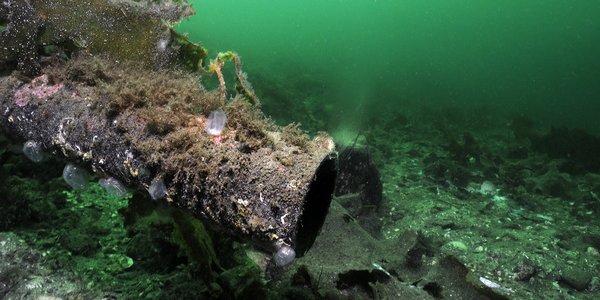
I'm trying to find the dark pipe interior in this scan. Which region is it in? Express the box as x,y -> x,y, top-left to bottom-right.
294,154 -> 337,256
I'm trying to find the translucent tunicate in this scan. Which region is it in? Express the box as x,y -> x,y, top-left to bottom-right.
138,167 -> 151,179
205,109 -> 227,136
148,177 -> 167,200
273,246 -> 296,267
99,177 -> 128,198
156,37 -> 169,52
63,163 -> 89,190
22,140 -> 45,162
479,180 -> 496,195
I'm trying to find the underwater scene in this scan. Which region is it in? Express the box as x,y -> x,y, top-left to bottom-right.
1,0 -> 600,299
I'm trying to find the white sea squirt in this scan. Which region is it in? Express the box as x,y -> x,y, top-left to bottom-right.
156,37 -> 169,52
22,140 -> 45,162
62,163 -> 89,190
148,177 -> 167,200
273,246 -> 296,267
99,177 -> 128,198
205,109 -> 227,136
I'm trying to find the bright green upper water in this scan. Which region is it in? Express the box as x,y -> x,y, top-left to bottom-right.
177,0 -> 600,133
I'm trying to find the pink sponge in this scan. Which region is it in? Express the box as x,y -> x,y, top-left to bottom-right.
14,74 -> 64,107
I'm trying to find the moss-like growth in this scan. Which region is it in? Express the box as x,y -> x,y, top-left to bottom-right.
282,123 -> 311,151
143,106 -> 187,135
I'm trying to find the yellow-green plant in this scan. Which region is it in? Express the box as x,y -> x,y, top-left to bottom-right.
209,51 -> 260,107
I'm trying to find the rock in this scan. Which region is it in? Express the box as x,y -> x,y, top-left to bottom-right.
561,266 -> 592,291
444,241 -> 468,252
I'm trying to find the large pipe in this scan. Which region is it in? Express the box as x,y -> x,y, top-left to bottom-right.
0,56 -> 337,255
0,0 -> 337,256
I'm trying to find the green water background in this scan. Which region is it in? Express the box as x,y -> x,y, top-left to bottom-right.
177,0 -> 600,133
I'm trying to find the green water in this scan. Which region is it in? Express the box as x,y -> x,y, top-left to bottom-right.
177,0 -> 600,133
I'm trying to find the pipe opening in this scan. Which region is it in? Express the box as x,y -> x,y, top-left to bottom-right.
0,20 -> 6,32
0,2 -> 9,31
294,154 -> 337,256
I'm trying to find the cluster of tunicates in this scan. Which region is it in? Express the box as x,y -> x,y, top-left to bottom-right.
62,163 -> 89,190
58,149 -> 165,201
62,160 -> 167,201
30,127 -> 169,202
22,140 -> 44,162
62,163 -> 129,198
99,177 -> 128,198
205,109 -> 227,136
